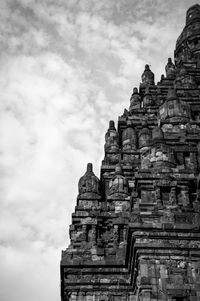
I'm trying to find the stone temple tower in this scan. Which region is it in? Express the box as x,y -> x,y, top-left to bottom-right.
61,5 -> 200,301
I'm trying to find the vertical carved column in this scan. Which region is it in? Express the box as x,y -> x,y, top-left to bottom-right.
82,224 -> 87,241
91,225 -> 96,244
190,152 -> 197,170
140,290 -> 151,301
177,152 -> 184,165
159,265 -> 168,299
113,225 -> 119,246
182,186 -> 189,207
123,227 -> 127,242
198,142 -> 200,168
178,186 -> 189,207
155,186 -> 162,207
169,187 -> 176,206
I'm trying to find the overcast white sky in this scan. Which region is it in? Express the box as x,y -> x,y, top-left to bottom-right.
0,0 -> 198,300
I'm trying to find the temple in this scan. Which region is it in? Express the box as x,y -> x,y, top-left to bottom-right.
61,5 -> 200,301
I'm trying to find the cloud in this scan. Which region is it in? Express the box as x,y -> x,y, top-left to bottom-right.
0,0 -> 198,300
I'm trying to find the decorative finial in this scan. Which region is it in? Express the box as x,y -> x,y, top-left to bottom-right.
87,163 -> 93,173
78,163 -> 100,197
109,120 -> 115,130
133,87 -> 138,94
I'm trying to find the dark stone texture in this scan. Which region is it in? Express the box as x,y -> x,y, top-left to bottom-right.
61,5 -> 200,301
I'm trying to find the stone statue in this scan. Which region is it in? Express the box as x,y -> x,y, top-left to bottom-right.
156,87 -> 164,106
165,57 -> 176,78
141,64 -> 155,85
138,121 -> 151,148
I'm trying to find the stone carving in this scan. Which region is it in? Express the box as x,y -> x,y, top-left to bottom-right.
165,57 -> 176,78
141,64 -> 155,86
169,187 -> 177,206
156,87 -> 164,106
78,163 -> 100,198
177,186 -> 190,207
143,86 -> 154,107
175,66 -> 197,88
61,6 -> 200,301
108,164 -> 129,198
122,120 -> 137,151
176,4 -> 200,66
123,153 -> 139,165
141,142 -> 175,170
105,120 -> 119,153
130,213 -> 143,224
159,87 -> 191,122
129,87 -> 141,111
104,153 -> 120,164
138,121 -> 151,148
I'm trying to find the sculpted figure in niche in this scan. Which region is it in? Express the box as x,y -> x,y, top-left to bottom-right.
78,163 -> 100,197
165,57 -> 176,78
141,64 -> 155,86
108,164 -> 129,197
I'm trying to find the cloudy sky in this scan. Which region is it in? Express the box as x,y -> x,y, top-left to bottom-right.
0,0 -> 198,300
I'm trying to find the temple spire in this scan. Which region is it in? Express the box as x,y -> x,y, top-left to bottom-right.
61,6 -> 200,300
141,64 -> 155,86
186,4 -> 200,26
175,4 -> 200,66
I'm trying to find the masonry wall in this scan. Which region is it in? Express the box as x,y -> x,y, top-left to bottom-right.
61,5 -> 200,301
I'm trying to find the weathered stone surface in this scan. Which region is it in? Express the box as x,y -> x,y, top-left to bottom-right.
61,5 -> 200,301
78,163 -> 100,199
129,87 -> 141,111
165,58 -> 176,79
141,64 -> 155,86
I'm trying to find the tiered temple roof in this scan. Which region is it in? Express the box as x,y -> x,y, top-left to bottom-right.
61,5 -> 200,301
